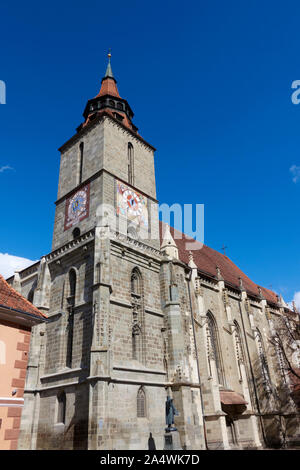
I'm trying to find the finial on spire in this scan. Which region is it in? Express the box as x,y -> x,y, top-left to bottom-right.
104,49 -> 114,79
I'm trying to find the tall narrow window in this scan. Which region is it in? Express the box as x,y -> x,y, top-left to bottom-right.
128,143 -> 134,185
66,269 -> 76,368
131,268 -> 145,363
131,268 -> 141,294
137,387 -> 146,417
57,391 -> 66,424
79,142 -> 84,184
206,312 -> 225,385
69,269 -> 76,303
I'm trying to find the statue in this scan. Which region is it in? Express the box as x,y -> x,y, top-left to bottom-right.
165,396 -> 179,432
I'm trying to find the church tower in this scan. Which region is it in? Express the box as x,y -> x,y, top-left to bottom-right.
52,52 -> 159,252
18,54 -> 201,450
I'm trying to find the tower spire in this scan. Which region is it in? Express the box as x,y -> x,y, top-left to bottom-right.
104,50 -> 114,79
79,52 -> 138,134
97,50 -> 120,98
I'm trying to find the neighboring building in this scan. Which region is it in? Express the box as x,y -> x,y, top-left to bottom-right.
0,274 -> 46,450
8,55 -> 300,450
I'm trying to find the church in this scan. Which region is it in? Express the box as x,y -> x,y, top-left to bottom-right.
9,54 -> 300,450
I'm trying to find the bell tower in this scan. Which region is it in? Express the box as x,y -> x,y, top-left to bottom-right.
52,53 -> 159,251
18,54 -> 206,451
21,54 -> 167,450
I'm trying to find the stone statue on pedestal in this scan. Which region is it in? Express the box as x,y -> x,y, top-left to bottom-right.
165,396 -> 179,432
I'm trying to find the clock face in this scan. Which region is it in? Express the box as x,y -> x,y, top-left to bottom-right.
69,191 -> 87,219
64,184 -> 90,230
116,181 -> 148,228
122,189 -> 142,216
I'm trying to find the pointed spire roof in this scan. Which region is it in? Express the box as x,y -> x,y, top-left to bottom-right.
161,224 -> 179,259
79,51 -> 141,135
104,52 -> 114,79
96,51 -> 120,98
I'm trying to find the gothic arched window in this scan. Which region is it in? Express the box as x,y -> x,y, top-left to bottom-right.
66,269 -> 76,368
68,269 -> 76,306
131,268 -> 141,295
206,312 -> 225,385
131,268 -> 145,363
57,391 -> 66,424
79,142 -> 84,184
137,387 -> 146,417
128,143 -> 134,186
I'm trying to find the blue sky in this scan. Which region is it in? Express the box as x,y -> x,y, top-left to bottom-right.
0,1 -> 299,304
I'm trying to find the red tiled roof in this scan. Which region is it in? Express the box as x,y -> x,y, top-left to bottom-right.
96,77 -> 120,99
159,221 -> 279,305
0,274 -> 46,319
